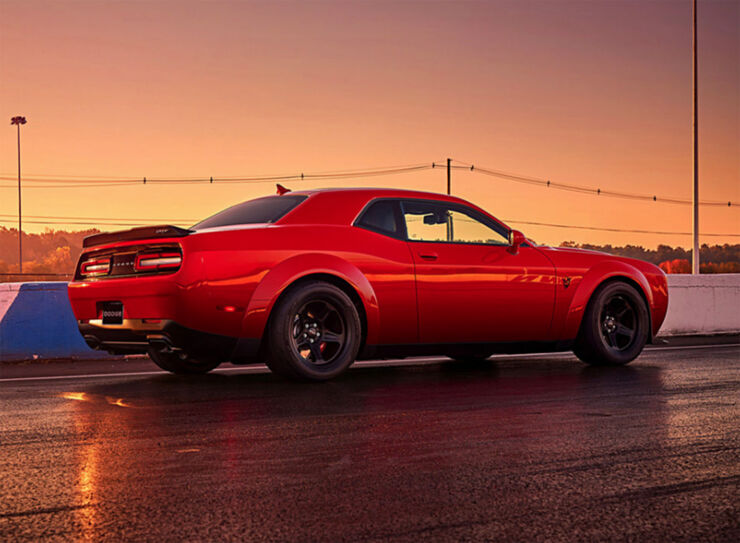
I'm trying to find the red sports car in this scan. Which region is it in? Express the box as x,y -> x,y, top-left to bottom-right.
68,187 -> 668,380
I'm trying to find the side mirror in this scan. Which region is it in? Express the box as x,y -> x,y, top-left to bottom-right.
423,212 -> 448,225
509,230 -> 526,254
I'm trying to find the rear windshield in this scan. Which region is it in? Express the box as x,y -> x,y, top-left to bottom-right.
192,195 -> 307,230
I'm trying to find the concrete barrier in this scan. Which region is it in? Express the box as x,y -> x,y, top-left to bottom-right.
0,282 -> 114,362
659,274 -> 740,337
1,275 -> 738,361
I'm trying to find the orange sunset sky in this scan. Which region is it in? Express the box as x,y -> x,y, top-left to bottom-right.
1,0 -> 738,248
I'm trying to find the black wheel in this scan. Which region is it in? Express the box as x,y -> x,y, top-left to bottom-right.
574,281 -> 650,366
148,349 -> 222,375
265,281 -> 362,381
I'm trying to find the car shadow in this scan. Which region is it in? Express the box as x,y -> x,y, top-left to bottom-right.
81,356 -> 665,424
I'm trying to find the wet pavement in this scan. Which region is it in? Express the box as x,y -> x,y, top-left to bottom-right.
1,344 -> 738,541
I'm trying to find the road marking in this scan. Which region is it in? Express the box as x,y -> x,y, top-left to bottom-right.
0,366 -> 265,383
646,343 -> 740,352
0,343 -> 737,383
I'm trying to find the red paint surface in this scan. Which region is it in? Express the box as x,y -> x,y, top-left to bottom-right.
68,189 -> 669,347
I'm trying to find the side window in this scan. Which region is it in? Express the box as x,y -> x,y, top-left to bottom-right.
356,200 -> 403,238
402,200 -> 509,245
403,201 -> 448,242
448,209 -> 509,245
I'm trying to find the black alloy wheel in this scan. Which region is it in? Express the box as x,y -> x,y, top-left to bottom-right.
266,281 -> 361,381
599,294 -> 638,352
290,299 -> 347,366
574,281 -> 650,366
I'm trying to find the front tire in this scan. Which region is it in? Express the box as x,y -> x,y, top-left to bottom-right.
148,349 -> 222,375
574,281 -> 650,366
265,281 -> 362,381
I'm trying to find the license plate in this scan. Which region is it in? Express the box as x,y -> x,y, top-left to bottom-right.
101,301 -> 124,324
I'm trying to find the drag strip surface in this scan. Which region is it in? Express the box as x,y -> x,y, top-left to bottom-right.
1,344 -> 738,541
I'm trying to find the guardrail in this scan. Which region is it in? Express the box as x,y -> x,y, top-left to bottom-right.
1,276 -> 739,362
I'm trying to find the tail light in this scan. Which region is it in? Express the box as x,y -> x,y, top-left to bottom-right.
80,257 -> 111,277
135,252 -> 182,271
77,245 -> 182,280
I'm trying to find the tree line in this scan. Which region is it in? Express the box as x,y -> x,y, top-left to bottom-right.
558,241 -> 740,273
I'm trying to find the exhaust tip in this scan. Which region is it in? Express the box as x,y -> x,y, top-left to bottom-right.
83,335 -> 102,350
148,335 -> 177,353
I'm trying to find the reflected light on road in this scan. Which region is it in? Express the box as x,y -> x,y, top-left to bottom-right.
61,392 -> 88,402
105,397 -> 132,408
60,392 -> 132,408
71,408 -> 100,541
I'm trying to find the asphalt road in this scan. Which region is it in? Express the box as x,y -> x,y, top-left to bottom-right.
1,343 -> 738,542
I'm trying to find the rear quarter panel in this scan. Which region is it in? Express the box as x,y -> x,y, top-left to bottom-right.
186,224 -> 417,344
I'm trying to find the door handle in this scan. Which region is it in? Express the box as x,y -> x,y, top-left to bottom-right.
418,252 -> 438,261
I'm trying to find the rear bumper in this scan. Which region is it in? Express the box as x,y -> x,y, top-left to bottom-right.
68,273 -> 248,339
68,277 -> 182,322
78,319 -> 238,359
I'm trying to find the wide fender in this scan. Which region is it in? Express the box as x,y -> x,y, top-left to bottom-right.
561,261 -> 653,341
240,253 -> 380,344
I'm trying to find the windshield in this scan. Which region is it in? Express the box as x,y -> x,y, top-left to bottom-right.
192,195 -> 307,230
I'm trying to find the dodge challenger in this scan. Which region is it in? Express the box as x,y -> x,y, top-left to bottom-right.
68,187 -> 669,380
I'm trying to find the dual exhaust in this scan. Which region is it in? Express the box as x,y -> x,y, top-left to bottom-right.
83,333 -> 184,356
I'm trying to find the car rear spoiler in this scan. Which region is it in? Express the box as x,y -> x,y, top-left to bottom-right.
83,225 -> 193,248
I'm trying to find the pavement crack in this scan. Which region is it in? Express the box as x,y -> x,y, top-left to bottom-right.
0,503 -> 93,519
601,474 -> 740,502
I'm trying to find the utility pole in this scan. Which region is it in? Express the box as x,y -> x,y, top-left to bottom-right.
10,116 -> 26,274
692,0 -> 700,274
446,158 -> 453,241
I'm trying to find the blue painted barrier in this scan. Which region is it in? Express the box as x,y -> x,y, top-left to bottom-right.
0,282 -> 114,361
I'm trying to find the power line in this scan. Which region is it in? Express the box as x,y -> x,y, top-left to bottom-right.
1,216 -> 737,238
0,163 -> 439,187
0,159 -> 736,208
449,161 -> 737,208
0,219 -> 169,227
502,219 -> 740,238
0,159 -> 737,239
0,213 -> 195,222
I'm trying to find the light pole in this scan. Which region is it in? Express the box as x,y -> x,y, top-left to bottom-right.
692,0 -> 699,274
10,116 -> 26,274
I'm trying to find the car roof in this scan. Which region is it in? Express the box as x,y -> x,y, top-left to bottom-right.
287,187 -> 471,204
277,187 -> 508,230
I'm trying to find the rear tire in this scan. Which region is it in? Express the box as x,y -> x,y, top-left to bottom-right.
148,349 -> 222,374
574,281 -> 650,366
265,281 -> 362,381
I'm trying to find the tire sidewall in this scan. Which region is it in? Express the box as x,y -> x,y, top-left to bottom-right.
269,282 -> 361,380
582,282 -> 650,365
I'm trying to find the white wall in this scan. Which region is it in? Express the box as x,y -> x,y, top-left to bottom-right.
659,274 -> 740,336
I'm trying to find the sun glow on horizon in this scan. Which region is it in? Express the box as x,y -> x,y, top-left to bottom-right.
1,0 -> 737,250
